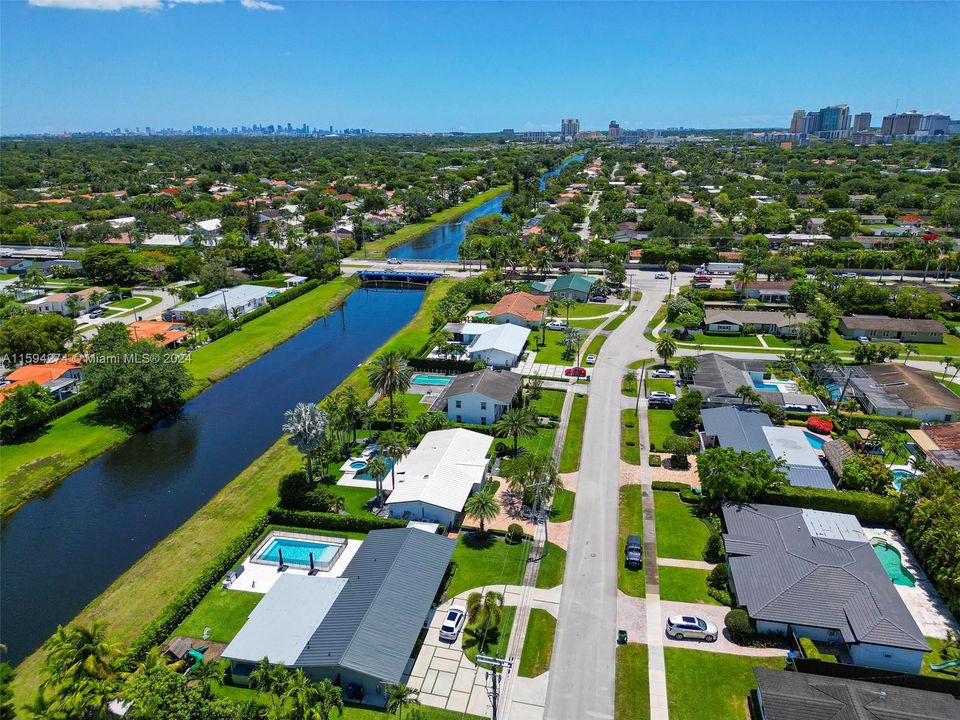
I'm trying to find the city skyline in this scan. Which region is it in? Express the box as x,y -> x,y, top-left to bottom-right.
2,1 -> 959,134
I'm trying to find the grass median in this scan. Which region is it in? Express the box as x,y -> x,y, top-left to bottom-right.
615,643 -> 650,720
519,609 -> 557,677
559,394 -> 588,473
618,486 -> 646,597
620,409 -> 640,464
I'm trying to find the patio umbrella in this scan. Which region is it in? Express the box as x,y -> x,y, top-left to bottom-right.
309,552 -> 315,572
278,548 -> 285,568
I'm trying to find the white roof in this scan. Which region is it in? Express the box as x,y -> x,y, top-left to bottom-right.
175,284 -> 271,313
195,218 -> 222,232
386,429 -> 492,512
107,216 -> 136,228
760,426 -> 822,467
143,234 -> 190,247
467,324 -> 530,357
222,575 -> 347,665
801,508 -> 866,543
460,322 -> 498,337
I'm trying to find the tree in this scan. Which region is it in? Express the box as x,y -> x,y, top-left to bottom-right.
0,659 -> 15,720
664,434 -> 698,469
281,403 -> 328,483
558,298 -> 576,324
656,334 -> 677,367
677,356 -> 698,380
366,454 -> 388,507
494,407 -> 538,455
81,244 -> 141,285
366,350 -> 413,431
841,455 -> 893,494
823,210 -> 860,239
242,243 -> 281,277
380,431 -> 407,500
0,382 -> 55,440
65,294 -> 84,318
464,490 -> 501,534
665,260 -> 680,295
889,285 -> 942,319
84,338 -> 191,426
306,678 -> 345,720
672,391 -> 703,431
466,590 -> 504,638
500,451 -> 561,507
902,344 -> 920,366
40,622 -> 120,718
697,447 -> 787,510
852,342 -> 900,365
0,313 -> 75,359
605,260 -> 626,287
385,683 -> 421,720
89,321 -> 131,354
734,384 -> 761,406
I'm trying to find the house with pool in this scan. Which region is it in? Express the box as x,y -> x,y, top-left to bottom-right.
222,528 -> 455,704
842,363 -> 960,422
488,291 -> 546,329
442,321 -> 530,369
429,368 -> 522,426
688,353 -> 825,413
700,406 -> 835,489
723,503 -> 929,673
385,428 -> 493,527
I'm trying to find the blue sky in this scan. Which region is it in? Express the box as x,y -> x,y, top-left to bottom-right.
2,1 -> 958,134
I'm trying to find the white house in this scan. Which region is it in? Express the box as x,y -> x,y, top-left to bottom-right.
170,284 -> 272,320
430,369 -> 522,426
385,429 -> 493,528
465,324 -> 530,369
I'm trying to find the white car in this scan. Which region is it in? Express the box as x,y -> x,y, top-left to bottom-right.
840,271 -> 857,278
439,606 -> 466,642
648,391 -> 677,401
655,272 -> 669,279
387,257 -> 403,265
585,354 -> 597,365
546,320 -> 568,330
665,615 -> 718,642
650,369 -> 676,379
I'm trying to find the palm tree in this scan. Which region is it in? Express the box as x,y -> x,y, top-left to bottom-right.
119,646 -> 184,681
366,454 -> 388,506
281,402 -> 328,483
734,384 -> 761,407
282,669 -> 318,719
249,657 -> 290,715
677,355 -> 698,380
464,490 -> 501,534
895,242 -> 918,283
65,294 -> 84,318
535,254 -> 552,280
493,407 -> 538,455
666,260 -> 679,296
868,421 -> 899,461
380,431 -> 407,499
366,350 -> 413,431
902,344 -> 919,366
41,623 -> 120,688
385,683 -> 421,720
559,297 -> 576,324
305,679 -> 344,720
656,334 -> 678,367
919,237 -> 941,283
466,590 -> 504,639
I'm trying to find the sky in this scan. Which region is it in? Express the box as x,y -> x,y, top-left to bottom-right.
2,0 -> 959,135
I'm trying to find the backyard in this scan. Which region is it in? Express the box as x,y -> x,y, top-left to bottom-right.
618,486 -> 646,597
173,587 -> 262,644
518,609 -> 557,677
653,491 -> 711,561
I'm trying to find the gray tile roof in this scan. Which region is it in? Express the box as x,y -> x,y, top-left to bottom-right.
753,667 -> 960,720
295,528 -> 455,681
723,504 -> 929,652
688,353 -> 770,404
431,369 -> 522,411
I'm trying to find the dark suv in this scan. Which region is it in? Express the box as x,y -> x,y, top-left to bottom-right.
625,535 -> 644,568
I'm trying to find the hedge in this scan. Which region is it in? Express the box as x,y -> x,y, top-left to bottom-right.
266,278 -> 320,309
649,454 -> 662,467
126,512 -> 271,662
783,411 -> 921,430
238,303 -> 271,325
758,485 -> 895,525
408,357 -> 479,373
208,319 -> 238,340
266,507 -> 408,532
652,481 -> 701,505
799,637 -> 837,663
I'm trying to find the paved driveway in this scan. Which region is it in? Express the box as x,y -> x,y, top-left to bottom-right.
658,600 -> 788,658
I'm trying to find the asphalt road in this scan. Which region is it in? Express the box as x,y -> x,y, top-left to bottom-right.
543,273 -> 667,720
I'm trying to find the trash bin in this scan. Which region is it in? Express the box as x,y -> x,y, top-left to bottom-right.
617,630 -> 628,645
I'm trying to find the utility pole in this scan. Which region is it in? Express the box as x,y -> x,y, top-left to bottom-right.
528,477 -> 551,561
636,359 -> 647,415
476,655 -> 514,720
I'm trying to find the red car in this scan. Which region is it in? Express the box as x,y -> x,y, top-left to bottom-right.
693,274 -> 711,282
565,367 -> 587,377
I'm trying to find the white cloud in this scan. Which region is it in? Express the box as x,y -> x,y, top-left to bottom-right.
240,0 -> 283,10
27,0 -> 247,9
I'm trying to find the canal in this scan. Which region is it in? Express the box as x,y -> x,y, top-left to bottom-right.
0,287 -> 425,665
387,152 -> 586,262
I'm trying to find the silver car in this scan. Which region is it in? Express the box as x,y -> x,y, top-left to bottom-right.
665,615 -> 718,642
439,606 -> 466,642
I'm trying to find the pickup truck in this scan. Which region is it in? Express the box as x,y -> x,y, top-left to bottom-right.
625,535 -> 644,568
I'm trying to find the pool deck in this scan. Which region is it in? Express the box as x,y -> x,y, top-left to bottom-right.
863,526 -> 960,640
226,538 -> 363,595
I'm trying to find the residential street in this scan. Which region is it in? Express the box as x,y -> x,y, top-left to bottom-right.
543,274 -> 667,720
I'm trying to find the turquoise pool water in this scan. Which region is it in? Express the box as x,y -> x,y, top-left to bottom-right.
871,541 -> 916,587
804,432 -> 827,450
474,311 -> 490,319
258,537 -> 341,567
412,374 -> 453,386
355,455 -> 394,481
892,469 -> 916,491
752,379 -> 780,391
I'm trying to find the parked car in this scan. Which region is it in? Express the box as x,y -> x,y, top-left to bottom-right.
387,257 -> 403,265
565,366 -> 587,377
585,354 -> 597,365
590,295 -> 608,303
857,336 -> 870,344
693,274 -> 711,282
88,308 -> 104,319
655,272 -> 669,279
439,606 -> 466,641
547,320 -> 568,330
665,615 -> 717,642
624,535 -> 644,568
693,282 -> 711,289
161,310 -> 176,322
650,369 -> 676,379
648,391 -> 677,400
840,272 -> 858,278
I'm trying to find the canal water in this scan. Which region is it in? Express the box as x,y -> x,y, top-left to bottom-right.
0,287 -> 425,665
387,152 -> 586,262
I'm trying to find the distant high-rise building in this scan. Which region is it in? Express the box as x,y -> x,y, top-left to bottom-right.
501,128 -> 514,134
561,118 -> 580,140
853,112 -> 872,132
802,111 -> 821,135
920,113 -> 951,135
818,104 -> 850,136
789,109 -> 805,133
608,120 -> 622,138
883,111 -> 922,136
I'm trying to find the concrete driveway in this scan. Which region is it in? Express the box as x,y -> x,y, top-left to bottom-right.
658,600 -> 788,658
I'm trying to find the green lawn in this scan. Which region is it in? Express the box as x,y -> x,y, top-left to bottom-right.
615,644 -> 650,720
531,388 -> 566,418
569,316 -> 609,330
518,425 -> 558,456
605,306 -> 635,332
172,588 -> 262,644
664,648 -> 784,720
355,185 -> 511,257
621,409 -> 640,464
654,491 -> 710,561
0,273 -> 17,280
463,606 -> 516,666
109,295 -> 150,309
395,392 -> 429,421
531,331 -> 575,366
921,635 -> 960,678
559,394 -> 588,472
535,543 -> 566,589
618,486 -> 646,597
658,567 -> 720,606
647,409 -> 683,453
447,533 -> 529,598
679,332 -> 765,347
645,378 -> 675,395
518,609 -> 556,677
554,301 -> 621,320
331,485 -> 376,515
550,487 -> 576,523
584,333 -> 607,358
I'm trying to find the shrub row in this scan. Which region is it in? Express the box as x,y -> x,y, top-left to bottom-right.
758,485 -> 896,525
238,303 -> 271,325
208,280 -> 324,340
783,411 -> 921,430
267,507 -> 408,532
267,279 -> 320,309
126,513 -> 270,663
408,357 -> 479,373
208,320 -> 238,340
799,637 -> 838,663
651,481 -> 701,504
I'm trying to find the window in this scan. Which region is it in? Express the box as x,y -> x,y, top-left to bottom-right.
455,400 -> 461,408
480,401 -> 487,410
456,415 -> 462,423
481,417 -> 487,425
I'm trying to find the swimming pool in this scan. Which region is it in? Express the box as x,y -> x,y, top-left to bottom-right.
804,432 -> 827,450
753,381 -> 780,391
892,469 -> 916,491
355,455 -> 394,481
871,540 -> 916,587
474,311 -> 490,319
826,383 -> 842,401
253,533 -> 346,571
411,374 -> 453,386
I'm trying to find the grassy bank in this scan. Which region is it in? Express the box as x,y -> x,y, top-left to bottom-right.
355,186 -> 510,257
10,277 -> 454,703
1,277 -> 359,515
